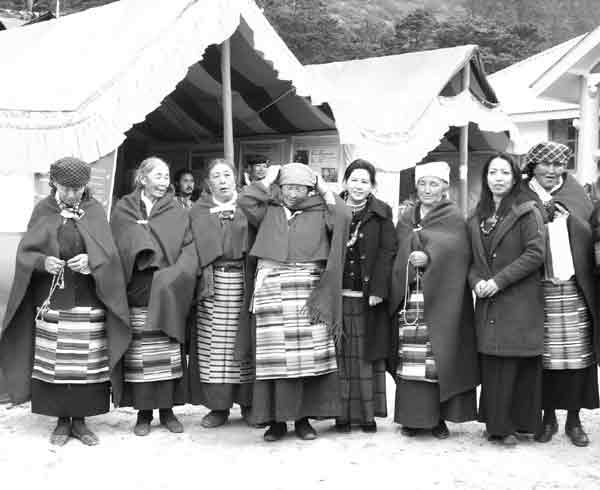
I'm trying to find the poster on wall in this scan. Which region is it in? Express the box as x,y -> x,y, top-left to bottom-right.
291,135 -> 342,191
239,140 -> 286,167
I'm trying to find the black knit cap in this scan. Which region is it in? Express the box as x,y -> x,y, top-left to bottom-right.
49,157 -> 91,188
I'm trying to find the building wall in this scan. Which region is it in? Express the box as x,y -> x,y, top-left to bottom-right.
516,121 -> 550,153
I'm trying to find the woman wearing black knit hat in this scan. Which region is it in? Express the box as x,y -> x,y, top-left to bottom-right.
520,142 -> 599,447
0,157 -> 130,446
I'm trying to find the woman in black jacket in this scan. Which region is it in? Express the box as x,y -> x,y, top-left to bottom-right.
469,153 -> 545,446
335,159 -> 397,433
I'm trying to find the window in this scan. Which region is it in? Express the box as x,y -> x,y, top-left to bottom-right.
548,119 -> 577,170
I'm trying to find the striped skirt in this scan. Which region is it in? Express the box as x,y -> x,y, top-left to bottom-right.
33,307 -> 110,384
124,307 -> 183,383
252,261 -> 337,381
397,283 -> 438,383
196,266 -> 253,384
543,279 -> 594,370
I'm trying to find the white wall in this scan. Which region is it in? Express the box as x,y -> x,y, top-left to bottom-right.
515,120 -> 549,153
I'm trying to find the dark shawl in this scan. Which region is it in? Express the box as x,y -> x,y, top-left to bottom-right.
520,175 -> 599,356
0,196 -> 131,405
111,190 -> 197,344
389,200 -> 479,401
238,183 -> 351,344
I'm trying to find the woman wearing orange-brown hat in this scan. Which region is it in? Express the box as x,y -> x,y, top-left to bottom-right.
0,157 -> 130,446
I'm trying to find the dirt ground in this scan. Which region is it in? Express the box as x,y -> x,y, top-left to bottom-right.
1,376 -> 600,490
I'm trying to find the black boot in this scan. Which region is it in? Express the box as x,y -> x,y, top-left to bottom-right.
535,409 -> 558,443
134,410 -> 153,436
565,410 -> 589,447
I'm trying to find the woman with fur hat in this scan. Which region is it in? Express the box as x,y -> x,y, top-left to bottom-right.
238,162 -> 351,442
0,157 -> 130,446
520,142 -> 599,447
391,161 -> 478,439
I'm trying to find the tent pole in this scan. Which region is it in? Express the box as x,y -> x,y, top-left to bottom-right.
56,0 -> 60,18
459,63 -> 471,217
221,39 -> 234,166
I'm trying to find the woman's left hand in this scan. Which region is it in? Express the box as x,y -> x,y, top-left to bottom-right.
67,253 -> 91,274
369,295 -> 383,306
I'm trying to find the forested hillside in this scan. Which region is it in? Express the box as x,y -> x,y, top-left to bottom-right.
2,0 -> 600,73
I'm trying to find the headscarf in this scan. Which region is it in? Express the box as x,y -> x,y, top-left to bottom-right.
279,162 -> 316,187
415,161 -> 450,184
525,141 -> 571,175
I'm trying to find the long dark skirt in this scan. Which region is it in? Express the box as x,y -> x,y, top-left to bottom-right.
120,378 -> 186,410
337,297 -> 387,425
193,383 -> 252,411
31,379 -> 110,418
478,354 -> 542,437
394,379 -> 476,428
542,365 -> 600,410
250,373 -> 340,424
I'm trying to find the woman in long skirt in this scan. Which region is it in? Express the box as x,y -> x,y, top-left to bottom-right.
111,157 -> 197,436
521,142 -> 599,447
0,157 -> 130,445
391,161 -> 478,439
189,159 -> 253,428
469,154 -> 546,446
335,159 -> 396,433
238,162 -> 351,441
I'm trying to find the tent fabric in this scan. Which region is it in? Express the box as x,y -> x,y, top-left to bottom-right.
306,47 -> 519,173
0,0 -> 317,174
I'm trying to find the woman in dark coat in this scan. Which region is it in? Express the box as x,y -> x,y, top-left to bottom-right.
520,142 -> 599,447
188,159 -> 253,428
334,159 -> 396,433
238,162 -> 351,442
0,157 -> 130,446
111,157 -> 197,436
469,153 -> 546,446
390,161 -> 478,439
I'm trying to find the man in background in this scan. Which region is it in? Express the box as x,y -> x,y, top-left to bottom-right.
173,169 -> 197,209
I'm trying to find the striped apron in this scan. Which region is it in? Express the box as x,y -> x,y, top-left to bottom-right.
33,307 -> 110,384
124,307 -> 183,383
397,281 -> 438,383
542,278 -> 594,370
252,260 -> 337,381
196,261 -> 253,384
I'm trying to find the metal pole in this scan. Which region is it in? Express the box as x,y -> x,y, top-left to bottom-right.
221,39 -> 234,165
459,62 -> 471,216
56,0 -> 60,18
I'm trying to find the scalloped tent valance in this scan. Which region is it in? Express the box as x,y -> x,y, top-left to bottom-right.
0,0 -> 318,174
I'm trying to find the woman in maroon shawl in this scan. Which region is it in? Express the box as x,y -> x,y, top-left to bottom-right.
188,159 -> 253,428
390,161 -> 478,439
0,157 -> 130,446
111,157 -> 197,436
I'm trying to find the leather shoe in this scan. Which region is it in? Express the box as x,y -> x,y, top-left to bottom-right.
201,410 -> 229,429
500,434 -> 518,447
401,426 -> 419,437
432,420 -> 450,439
160,410 -> 184,433
264,422 -> 287,442
534,422 -> 558,443
334,420 -> 351,433
295,418 -> 317,440
133,411 -> 153,437
50,417 -> 71,446
361,421 -> 377,433
71,419 -> 99,446
566,425 -> 590,447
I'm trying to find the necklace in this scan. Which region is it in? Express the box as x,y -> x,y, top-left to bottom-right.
346,199 -> 367,215
480,213 -> 499,235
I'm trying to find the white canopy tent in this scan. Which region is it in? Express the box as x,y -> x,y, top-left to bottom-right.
0,0 -> 316,175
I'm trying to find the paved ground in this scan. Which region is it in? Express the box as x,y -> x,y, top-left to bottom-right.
1,376 -> 600,490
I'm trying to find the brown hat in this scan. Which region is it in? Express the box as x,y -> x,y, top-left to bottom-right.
50,157 -> 91,188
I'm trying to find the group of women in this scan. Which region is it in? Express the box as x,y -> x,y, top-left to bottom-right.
1,140 -> 599,448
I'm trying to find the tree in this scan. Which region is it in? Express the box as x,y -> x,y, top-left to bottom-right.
390,8 -> 439,53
